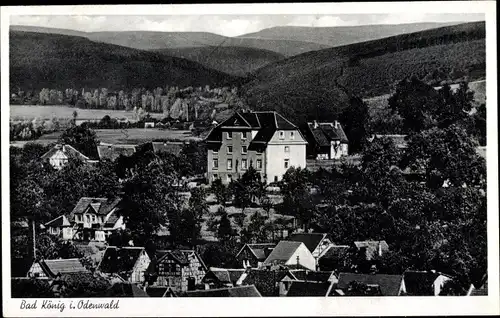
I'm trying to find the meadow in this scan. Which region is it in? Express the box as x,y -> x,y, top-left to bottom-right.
9,105 -> 164,121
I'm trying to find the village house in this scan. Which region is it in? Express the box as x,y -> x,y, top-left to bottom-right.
235,243 -> 276,268
97,246 -> 151,284
201,268 -> 246,289
148,250 -> 207,293
287,233 -> 334,265
40,143 -> 92,170
335,272 -> 406,296
262,241 -> 316,271
239,268 -> 297,296
317,245 -> 351,271
354,240 -> 389,261
301,120 -> 349,159
44,197 -> 125,242
27,258 -> 89,280
144,286 -> 178,297
403,270 -> 453,296
205,111 -> 308,184
286,281 -> 335,296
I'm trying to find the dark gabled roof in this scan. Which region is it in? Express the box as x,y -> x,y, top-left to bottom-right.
287,233 -> 327,253
354,240 -> 389,261
97,246 -> 145,278
321,245 -> 351,261
286,281 -> 333,296
39,258 -> 89,278
403,271 -> 442,296
241,269 -> 295,296
40,144 -> 90,161
306,122 -> 349,147
237,243 -> 276,261
45,215 -> 71,228
306,271 -> 335,282
337,273 -> 404,296
97,143 -> 137,161
183,285 -> 262,297
68,197 -> 122,222
264,241 -> 303,265
145,286 -> 169,297
203,268 -> 245,285
105,282 -> 149,297
206,111 -> 298,147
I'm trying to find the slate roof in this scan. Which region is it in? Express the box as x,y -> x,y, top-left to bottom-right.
336,273 -> 404,296
354,240 -> 389,260
321,245 -> 351,261
264,241 -> 303,265
205,111 -> 299,148
40,144 -> 90,161
97,247 -> 145,278
145,286 -> 169,297
97,143 -> 137,161
68,197 -> 122,222
286,281 -> 333,296
305,122 -> 349,147
237,243 -> 276,261
203,268 -> 245,285
183,285 -> 262,297
39,258 -> 89,278
403,270 -> 443,296
287,233 -> 328,253
45,215 -> 71,228
241,269 -> 295,296
105,282 -> 149,297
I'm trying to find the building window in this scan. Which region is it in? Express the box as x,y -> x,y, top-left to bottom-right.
242,159 -> 247,170
227,132 -> 232,139
213,149 -> 218,155
279,131 -> 285,139
227,146 -> 233,154
284,146 -> 290,153
242,146 -> 247,154
86,215 -> 91,223
274,176 -> 278,183
284,159 -> 290,169
256,159 -> 262,169
212,159 -> 218,169
227,159 -> 233,170
241,132 -> 247,140
290,131 -> 295,140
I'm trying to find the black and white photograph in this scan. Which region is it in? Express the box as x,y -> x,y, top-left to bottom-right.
1,2 -> 498,317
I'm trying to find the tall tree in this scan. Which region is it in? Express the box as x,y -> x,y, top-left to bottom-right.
340,96 -> 369,153
217,210 -> 235,242
58,125 -> 100,159
279,167 -> 314,231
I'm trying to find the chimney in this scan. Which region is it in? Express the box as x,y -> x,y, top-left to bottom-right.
313,120 -> 318,129
334,120 -> 339,129
378,242 -> 382,257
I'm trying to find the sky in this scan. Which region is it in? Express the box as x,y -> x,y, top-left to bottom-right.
10,13 -> 485,37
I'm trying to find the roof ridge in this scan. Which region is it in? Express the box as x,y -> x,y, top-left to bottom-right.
43,258 -> 81,262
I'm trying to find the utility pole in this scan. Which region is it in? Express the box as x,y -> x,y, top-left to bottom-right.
32,219 -> 37,260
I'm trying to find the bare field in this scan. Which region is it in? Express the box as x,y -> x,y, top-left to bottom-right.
10,105 -> 164,121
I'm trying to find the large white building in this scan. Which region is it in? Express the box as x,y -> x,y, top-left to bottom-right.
205,111 -> 308,184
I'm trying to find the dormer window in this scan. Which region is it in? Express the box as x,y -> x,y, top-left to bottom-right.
279,131 -> 285,139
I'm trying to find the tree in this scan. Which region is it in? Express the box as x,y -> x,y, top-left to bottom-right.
58,125 -> 100,159
231,166 -> 266,210
241,212 -> 268,243
279,167 -> 314,231
217,210 -> 235,242
388,76 -> 441,133
403,124 -> 486,188
211,178 -> 230,206
340,96 -> 369,153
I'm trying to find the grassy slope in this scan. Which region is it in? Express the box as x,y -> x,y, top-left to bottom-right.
10,31 -> 240,91
238,22 -> 461,46
10,26 -> 329,57
242,22 -> 485,124
156,46 -> 285,76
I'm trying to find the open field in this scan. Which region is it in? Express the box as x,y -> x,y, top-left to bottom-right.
10,105 -> 164,121
31,128 -> 201,145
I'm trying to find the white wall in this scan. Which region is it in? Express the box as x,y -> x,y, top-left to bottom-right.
266,130 -> 307,183
286,243 -> 316,271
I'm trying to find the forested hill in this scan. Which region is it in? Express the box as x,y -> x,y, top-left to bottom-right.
241,21 -> 485,124
10,31 -> 241,91
156,46 -> 285,77
10,26 -> 329,57
237,22 -> 462,47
